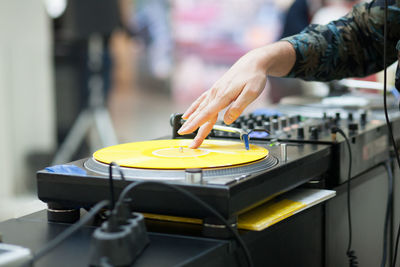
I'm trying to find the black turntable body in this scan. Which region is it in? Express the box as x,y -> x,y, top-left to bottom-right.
37,142 -> 330,220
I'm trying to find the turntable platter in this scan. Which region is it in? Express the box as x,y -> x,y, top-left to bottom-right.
93,139 -> 269,169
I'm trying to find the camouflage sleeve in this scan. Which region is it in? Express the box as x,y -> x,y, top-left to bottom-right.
282,0 -> 400,81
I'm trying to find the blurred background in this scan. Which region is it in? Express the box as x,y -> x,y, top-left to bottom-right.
0,0 -> 362,220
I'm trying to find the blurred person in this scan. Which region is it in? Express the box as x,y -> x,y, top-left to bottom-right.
312,0 -> 362,25
178,0 -> 400,148
281,0 -> 325,38
132,0 -> 173,79
270,0 -> 359,102
270,0 -> 325,102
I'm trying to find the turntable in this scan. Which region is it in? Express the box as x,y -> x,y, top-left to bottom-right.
85,139 -> 275,180
37,136 -> 331,225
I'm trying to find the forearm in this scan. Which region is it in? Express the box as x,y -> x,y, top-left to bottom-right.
283,1 -> 400,81
258,41 -> 297,77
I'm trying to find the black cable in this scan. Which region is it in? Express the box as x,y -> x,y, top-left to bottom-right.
108,162 -> 127,210
332,127 -> 358,267
115,180 -> 254,267
28,200 -> 109,266
383,0 -> 400,265
108,163 -> 116,210
110,162 -> 126,181
382,161 -> 394,267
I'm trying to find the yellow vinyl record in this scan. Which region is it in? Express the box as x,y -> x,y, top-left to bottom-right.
93,139 -> 269,169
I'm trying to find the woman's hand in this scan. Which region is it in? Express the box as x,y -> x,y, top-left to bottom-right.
178,42 -> 296,148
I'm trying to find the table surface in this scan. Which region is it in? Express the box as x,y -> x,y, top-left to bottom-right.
0,211 -> 235,267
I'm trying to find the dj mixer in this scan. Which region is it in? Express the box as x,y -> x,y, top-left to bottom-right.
173,110 -> 389,185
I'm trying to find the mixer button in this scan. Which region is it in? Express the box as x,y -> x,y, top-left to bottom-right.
297,127 -> 305,139
310,127 -> 319,139
348,113 -> 354,121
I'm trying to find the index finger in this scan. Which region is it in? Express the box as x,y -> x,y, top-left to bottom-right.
182,93 -> 207,120
180,97 -> 232,135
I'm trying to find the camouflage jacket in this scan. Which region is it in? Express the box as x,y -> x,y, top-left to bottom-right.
282,0 -> 400,81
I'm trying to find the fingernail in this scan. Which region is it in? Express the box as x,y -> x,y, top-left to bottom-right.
189,142 -> 197,149
225,114 -> 233,124
178,128 -> 185,134
178,125 -> 188,134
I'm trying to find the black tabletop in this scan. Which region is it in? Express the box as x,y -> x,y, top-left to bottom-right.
0,211 -> 237,267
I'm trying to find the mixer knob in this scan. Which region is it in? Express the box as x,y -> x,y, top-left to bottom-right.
280,117 -> 288,128
324,119 -> 332,129
232,122 -> 240,128
348,113 -> 354,121
272,119 -> 279,131
256,115 -> 264,122
247,120 -> 255,129
263,122 -> 271,132
255,116 -> 264,126
348,122 -> 359,132
297,127 -> 305,139
360,111 -> 367,125
289,116 -> 297,124
310,127 -> 319,139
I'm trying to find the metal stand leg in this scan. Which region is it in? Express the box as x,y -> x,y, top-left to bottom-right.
94,107 -> 118,147
52,34 -> 118,165
52,110 -> 92,165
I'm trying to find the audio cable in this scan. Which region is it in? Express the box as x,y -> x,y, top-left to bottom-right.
26,200 -> 109,267
108,162 -> 126,210
115,178 -> 254,267
331,127 -> 358,267
25,163 -> 127,266
382,0 -> 400,266
381,161 -> 394,267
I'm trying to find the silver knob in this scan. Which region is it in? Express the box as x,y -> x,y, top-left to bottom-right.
185,168 -> 203,183
280,143 -> 287,162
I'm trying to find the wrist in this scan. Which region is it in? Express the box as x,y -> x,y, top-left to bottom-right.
255,41 -> 296,77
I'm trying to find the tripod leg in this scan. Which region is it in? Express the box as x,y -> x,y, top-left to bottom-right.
94,107 -> 118,147
51,110 -> 93,165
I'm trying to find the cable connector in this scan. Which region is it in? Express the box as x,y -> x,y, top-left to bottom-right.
88,202 -> 149,266
330,126 -> 338,142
